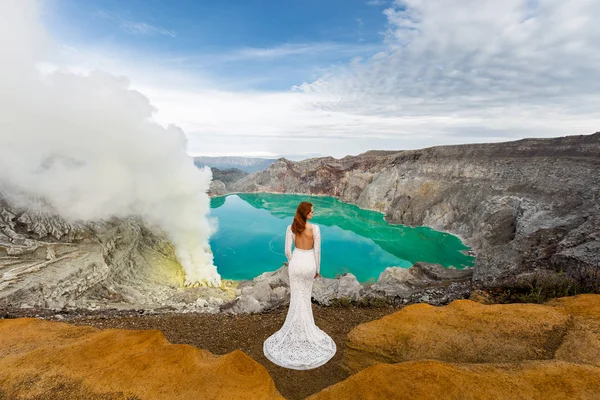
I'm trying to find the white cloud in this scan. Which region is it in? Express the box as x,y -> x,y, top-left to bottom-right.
95,10 -> 176,37
301,0 -> 600,116
156,42 -> 384,70
232,42 -> 364,59
286,0 -> 600,152
120,21 -> 176,37
40,0 -> 600,159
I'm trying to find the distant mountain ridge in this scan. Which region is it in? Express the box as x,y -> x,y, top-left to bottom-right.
193,157 -> 276,173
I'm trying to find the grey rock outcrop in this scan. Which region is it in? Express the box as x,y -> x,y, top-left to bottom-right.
208,180 -> 227,196
225,265 -> 290,313
0,186 -> 238,313
231,132 -> 600,292
220,262 -> 473,313
367,263 -> 473,305
312,273 -> 364,306
207,168 -> 250,197
211,167 -> 249,186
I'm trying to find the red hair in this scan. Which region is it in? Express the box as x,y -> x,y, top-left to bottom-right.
291,202 -> 312,235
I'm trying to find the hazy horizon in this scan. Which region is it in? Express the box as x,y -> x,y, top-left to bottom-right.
189,130 -> 599,160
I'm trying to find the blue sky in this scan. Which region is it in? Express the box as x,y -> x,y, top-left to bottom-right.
35,0 -> 600,158
44,0 -> 389,90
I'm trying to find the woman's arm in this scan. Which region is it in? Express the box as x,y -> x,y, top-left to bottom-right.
285,225 -> 293,262
314,225 -> 321,275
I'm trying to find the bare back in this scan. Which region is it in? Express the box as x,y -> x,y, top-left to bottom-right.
294,223 -> 314,250
284,222 -> 321,273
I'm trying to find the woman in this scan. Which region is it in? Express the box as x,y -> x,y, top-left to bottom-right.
263,201 -> 337,370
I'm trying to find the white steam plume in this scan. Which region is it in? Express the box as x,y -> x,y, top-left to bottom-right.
0,0 -> 221,287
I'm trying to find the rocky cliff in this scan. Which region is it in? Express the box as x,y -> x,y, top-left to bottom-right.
0,187 -> 236,312
231,132 -> 600,294
211,167 -> 249,185
208,167 -> 249,196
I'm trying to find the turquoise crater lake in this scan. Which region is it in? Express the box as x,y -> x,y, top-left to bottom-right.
209,193 -> 474,283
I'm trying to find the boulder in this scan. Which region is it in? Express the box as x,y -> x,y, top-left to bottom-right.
367,263 -> 473,305
229,294 -> 264,314
225,265 -> 291,314
312,273 -> 364,305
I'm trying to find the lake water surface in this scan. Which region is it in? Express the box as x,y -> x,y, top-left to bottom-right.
209,193 -> 473,283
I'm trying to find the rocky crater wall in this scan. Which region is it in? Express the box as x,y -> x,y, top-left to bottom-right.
231,132 -> 600,293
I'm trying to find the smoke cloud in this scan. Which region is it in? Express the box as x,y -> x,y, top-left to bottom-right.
0,0 -> 221,287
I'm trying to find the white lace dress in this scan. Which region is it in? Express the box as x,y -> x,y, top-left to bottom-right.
263,223 -> 337,369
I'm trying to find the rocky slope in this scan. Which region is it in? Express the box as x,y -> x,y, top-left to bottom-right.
0,187 -> 237,313
231,132 -> 600,293
308,294 -> 600,400
0,318 -> 283,400
211,167 -> 249,185
208,167 -> 249,196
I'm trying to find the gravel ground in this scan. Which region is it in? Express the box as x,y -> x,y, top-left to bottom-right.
1,303 -> 402,400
